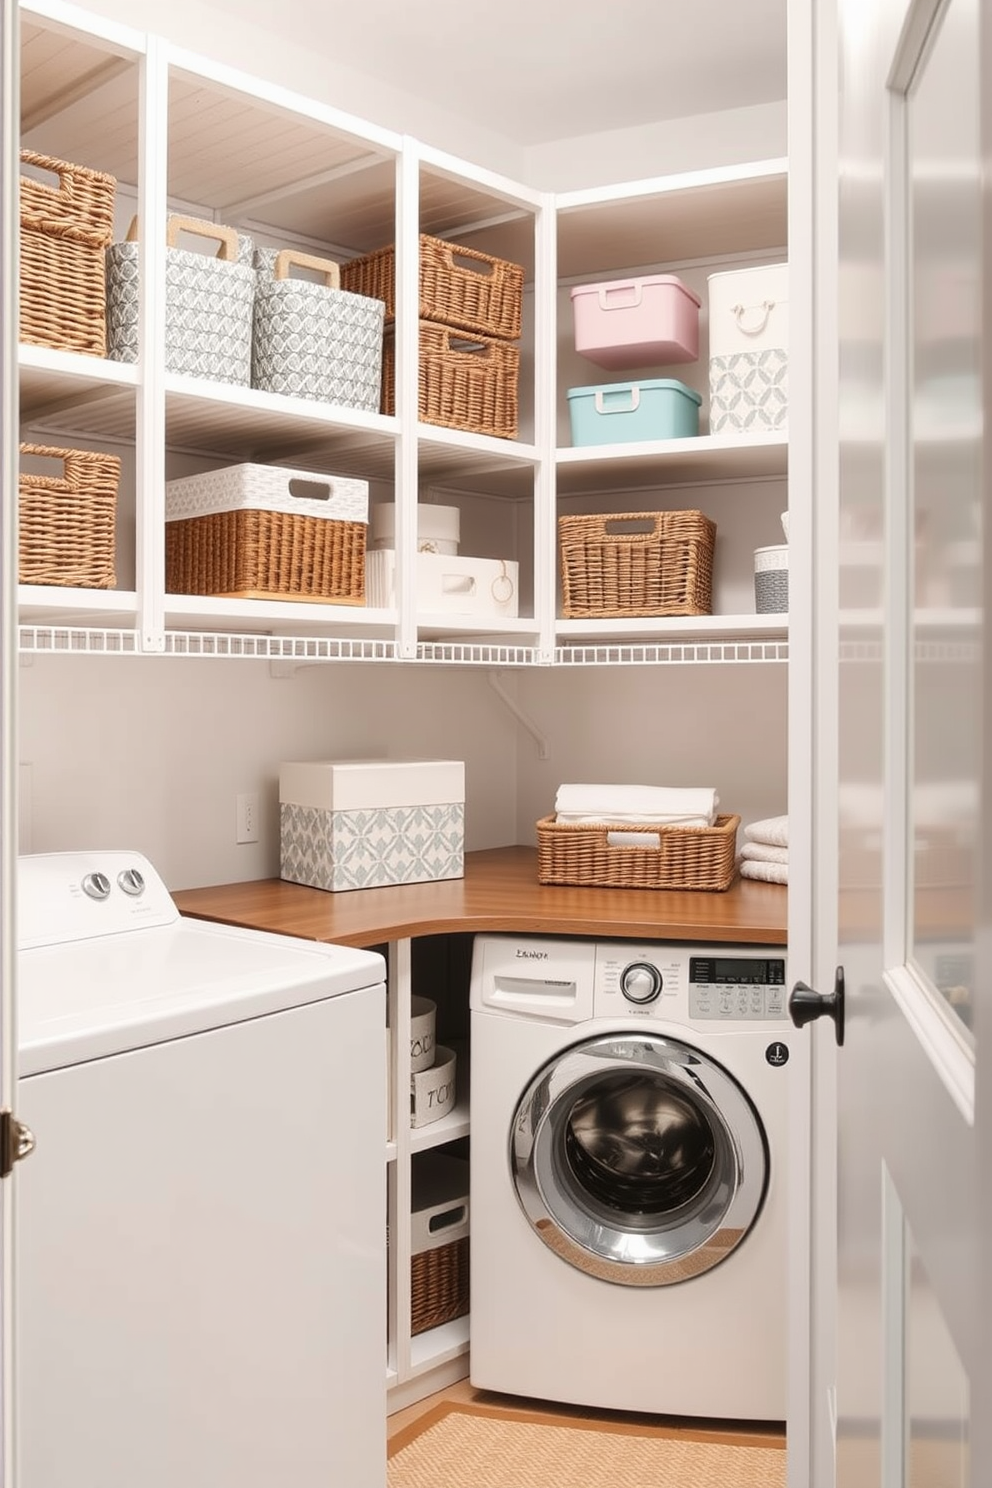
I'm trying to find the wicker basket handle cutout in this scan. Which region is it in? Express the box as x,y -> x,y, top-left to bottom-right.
273,249 -> 341,288
599,515 -> 667,543
19,442 -> 114,492
439,241 -> 497,280
163,215 -> 240,260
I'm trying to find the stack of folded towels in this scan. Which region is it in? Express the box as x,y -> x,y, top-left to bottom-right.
740,815 -> 789,884
554,784 -> 720,830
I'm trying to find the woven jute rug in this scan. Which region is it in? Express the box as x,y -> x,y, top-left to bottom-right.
388,1401 -> 787,1488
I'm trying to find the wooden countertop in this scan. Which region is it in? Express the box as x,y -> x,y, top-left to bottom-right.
173,846 -> 788,948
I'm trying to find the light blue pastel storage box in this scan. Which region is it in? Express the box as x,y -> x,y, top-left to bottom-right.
567,378 -> 701,446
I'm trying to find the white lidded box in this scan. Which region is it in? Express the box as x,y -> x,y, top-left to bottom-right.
411,1151 -> 469,1252
567,378 -> 701,446
365,550 -> 519,619
369,502 -> 461,555
708,263 -> 789,433
754,544 -> 789,613
279,758 -> 465,892
570,274 -> 701,369
410,1045 -> 457,1129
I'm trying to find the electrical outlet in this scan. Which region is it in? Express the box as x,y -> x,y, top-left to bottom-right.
236,792 -> 259,844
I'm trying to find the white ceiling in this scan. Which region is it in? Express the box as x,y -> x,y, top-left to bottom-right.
202,0 -> 788,147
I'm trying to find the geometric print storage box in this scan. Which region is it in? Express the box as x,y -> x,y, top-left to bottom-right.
707,263 -> 789,433
279,759 -> 465,892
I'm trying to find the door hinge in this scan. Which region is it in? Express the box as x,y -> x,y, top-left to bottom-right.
0,1110 -> 36,1178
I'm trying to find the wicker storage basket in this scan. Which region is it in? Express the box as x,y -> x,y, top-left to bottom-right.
536,813 -> 741,892
411,1236 -> 470,1335
19,150 -> 117,357
19,442 -> 120,588
558,510 -> 716,619
341,234 -> 524,341
251,247 -> 386,410
165,463 -> 368,604
382,322 -> 519,439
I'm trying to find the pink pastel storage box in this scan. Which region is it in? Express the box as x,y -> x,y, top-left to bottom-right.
570,274 -> 701,369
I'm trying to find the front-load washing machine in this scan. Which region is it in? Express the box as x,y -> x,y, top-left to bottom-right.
469,934 -> 792,1421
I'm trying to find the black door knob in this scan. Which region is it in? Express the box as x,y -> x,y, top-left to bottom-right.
789,966 -> 845,1046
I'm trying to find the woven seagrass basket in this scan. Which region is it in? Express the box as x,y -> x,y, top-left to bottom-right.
19,442 -> 120,589
341,234 -> 524,341
165,511 -> 366,604
536,813 -> 741,892
411,1237 -> 470,1336
19,150 -> 116,357
381,322 -> 519,440
559,510 -> 716,618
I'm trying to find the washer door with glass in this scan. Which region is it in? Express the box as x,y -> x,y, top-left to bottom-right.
510,1034 -> 768,1287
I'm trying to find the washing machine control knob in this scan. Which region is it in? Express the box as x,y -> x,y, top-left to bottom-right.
80,871 -> 112,901
620,961 -> 663,1005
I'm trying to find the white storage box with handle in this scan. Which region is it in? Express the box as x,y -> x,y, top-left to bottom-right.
365,549 -> 519,619
279,758 -> 465,892
707,263 -> 789,432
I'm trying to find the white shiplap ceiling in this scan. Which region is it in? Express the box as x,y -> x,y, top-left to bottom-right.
199,0 -> 788,147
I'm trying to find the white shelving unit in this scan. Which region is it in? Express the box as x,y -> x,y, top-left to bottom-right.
17,0 -> 789,669
15,0 -> 795,1408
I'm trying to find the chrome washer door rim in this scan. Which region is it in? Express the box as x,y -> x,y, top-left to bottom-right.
510,1034 -> 768,1287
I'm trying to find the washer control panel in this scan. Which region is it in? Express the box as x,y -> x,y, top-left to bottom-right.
593,942 -> 788,1023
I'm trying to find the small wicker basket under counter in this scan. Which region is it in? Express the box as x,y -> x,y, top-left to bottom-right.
536,813 -> 741,892
410,1150 -> 470,1336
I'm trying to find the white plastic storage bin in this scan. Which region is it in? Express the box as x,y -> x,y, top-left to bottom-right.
410,1150 -> 469,1333
754,544 -> 789,612
369,502 -> 460,555
365,550 -> 519,619
567,378 -> 701,446
279,758 -> 465,892
570,274 -> 701,369
708,263 -> 789,432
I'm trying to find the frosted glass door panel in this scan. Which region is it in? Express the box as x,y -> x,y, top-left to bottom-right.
909,0 -> 981,1037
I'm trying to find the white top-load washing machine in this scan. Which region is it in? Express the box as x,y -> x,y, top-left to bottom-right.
16,850 -> 387,1488
469,933 -> 793,1422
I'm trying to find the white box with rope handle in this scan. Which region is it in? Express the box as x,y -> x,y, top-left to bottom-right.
707,263 -> 789,433
365,549 -> 519,619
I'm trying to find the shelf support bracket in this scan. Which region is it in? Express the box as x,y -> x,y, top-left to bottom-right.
488,670 -> 550,760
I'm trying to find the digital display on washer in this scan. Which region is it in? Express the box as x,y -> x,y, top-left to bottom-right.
690,956 -> 786,986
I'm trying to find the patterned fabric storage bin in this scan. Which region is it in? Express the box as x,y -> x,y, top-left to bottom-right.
279,759 -> 465,892
570,274 -> 701,369
20,150 -> 116,357
341,234 -> 524,341
106,215 -> 255,385
708,263 -> 789,432
252,248 -> 385,410
19,442 -> 121,588
165,462 -> 368,603
567,378 -> 701,446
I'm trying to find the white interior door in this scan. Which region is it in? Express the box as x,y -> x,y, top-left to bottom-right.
820,0 -> 991,1483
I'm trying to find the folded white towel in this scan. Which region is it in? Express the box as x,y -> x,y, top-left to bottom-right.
743,814 -> 789,848
555,784 -> 719,828
740,858 -> 789,885
741,841 -> 789,866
